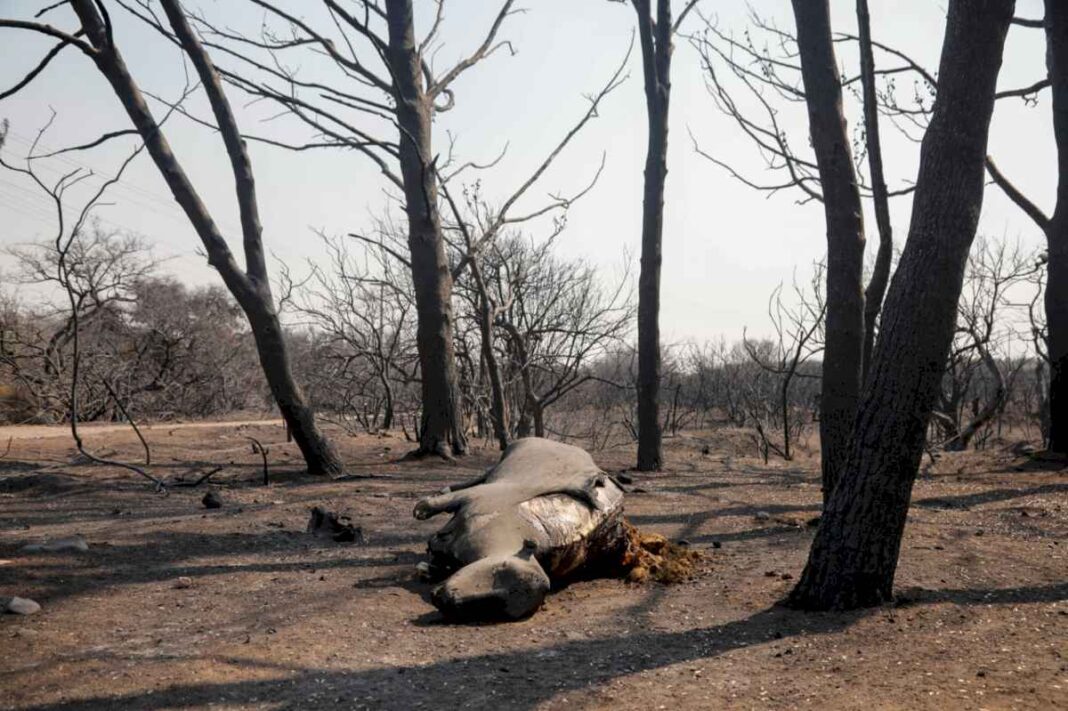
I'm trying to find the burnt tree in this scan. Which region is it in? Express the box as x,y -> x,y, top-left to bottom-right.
856,0 -> 894,382
0,0 -> 343,474
791,0 -> 866,497
168,0 -> 523,458
630,0 -> 698,471
985,3 -> 1068,453
385,0 -> 467,457
786,0 -> 1015,611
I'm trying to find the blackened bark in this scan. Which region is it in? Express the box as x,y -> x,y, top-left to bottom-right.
471,261 -> 509,451
69,0 -> 342,475
856,0 -> 894,383
791,0 -> 866,498
786,0 -> 1014,611
633,0 -> 672,471
1046,0 -> 1068,453
385,0 -> 467,457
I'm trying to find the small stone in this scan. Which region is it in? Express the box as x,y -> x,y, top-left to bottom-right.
974,529 -> 984,536
21,535 -> 89,553
755,511 -> 772,522
173,576 -> 193,589
5,597 -> 41,615
701,446 -> 711,455
202,492 -> 223,509
711,541 -> 722,549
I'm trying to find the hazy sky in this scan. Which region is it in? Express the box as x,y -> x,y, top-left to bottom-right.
0,0 -> 1053,342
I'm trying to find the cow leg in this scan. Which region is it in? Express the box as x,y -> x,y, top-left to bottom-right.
413,490 -> 470,520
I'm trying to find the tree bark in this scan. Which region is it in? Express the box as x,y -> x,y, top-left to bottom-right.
856,0 -> 894,384
633,0 -> 672,471
1046,0 -> 1068,453
786,0 -> 1014,611
69,0 -> 342,475
385,0 -> 467,457
791,0 -> 866,499
471,261 -> 509,450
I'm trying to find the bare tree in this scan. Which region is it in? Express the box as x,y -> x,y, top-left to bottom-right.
855,0 -> 894,382
483,235 -> 634,440
932,238 -> 1037,451
0,0 -> 343,474
282,231 -> 417,434
786,0 -> 1015,611
983,2 -> 1068,454
789,0 -> 865,497
150,0 -> 526,457
626,0 -> 700,471
741,267 -> 826,463
0,119 -> 164,489
689,7 -> 906,500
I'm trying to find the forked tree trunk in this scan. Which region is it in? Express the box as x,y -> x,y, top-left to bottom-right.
786,0 -> 1014,611
634,0 -> 672,471
70,0 -> 342,475
1046,0 -> 1068,454
856,0 -> 894,383
385,0 -> 467,457
791,0 -> 866,500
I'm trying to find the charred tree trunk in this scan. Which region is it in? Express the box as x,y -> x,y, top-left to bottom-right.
471,262 -> 509,451
791,0 -> 866,499
786,0 -> 1014,611
856,0 -> 894,383
385,0 -> 467,457
501,321 -> 538,440
633,0 -> 672,471
69,0 -> 342,475
1046,0 -> 1068,453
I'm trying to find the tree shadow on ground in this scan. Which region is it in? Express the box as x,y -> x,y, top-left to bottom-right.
912,483 -> 1068,511
11,605 -> 865,711
12,580 -> 1063,711
0,527 -> 424,607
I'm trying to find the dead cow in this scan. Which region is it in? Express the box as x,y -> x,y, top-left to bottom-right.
414,437 -> 627,621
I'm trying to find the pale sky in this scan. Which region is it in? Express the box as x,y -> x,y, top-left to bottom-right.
0,0 -> 1053,342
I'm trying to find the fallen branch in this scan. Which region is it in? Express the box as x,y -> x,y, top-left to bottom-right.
170,466 -> 224,488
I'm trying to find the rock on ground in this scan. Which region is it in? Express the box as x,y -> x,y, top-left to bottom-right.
21,535 -> 89,553
3,597 -> 41,615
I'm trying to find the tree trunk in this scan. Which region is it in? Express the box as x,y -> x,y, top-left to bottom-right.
786,0 -> 1014,611
385,0 -> 467,457
70,0 -> 342,475
791,0 -> 866,500
471,262 -> 509,451
1046,0 -> 1068,453
856,0 -> 894,383
633,0 -> 672,471
533,402 -> 546,439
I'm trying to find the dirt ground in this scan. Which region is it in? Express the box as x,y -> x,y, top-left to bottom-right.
0,420 -> 1065,710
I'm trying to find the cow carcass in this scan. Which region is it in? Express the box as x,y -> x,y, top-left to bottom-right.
413,437 -> 629,621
